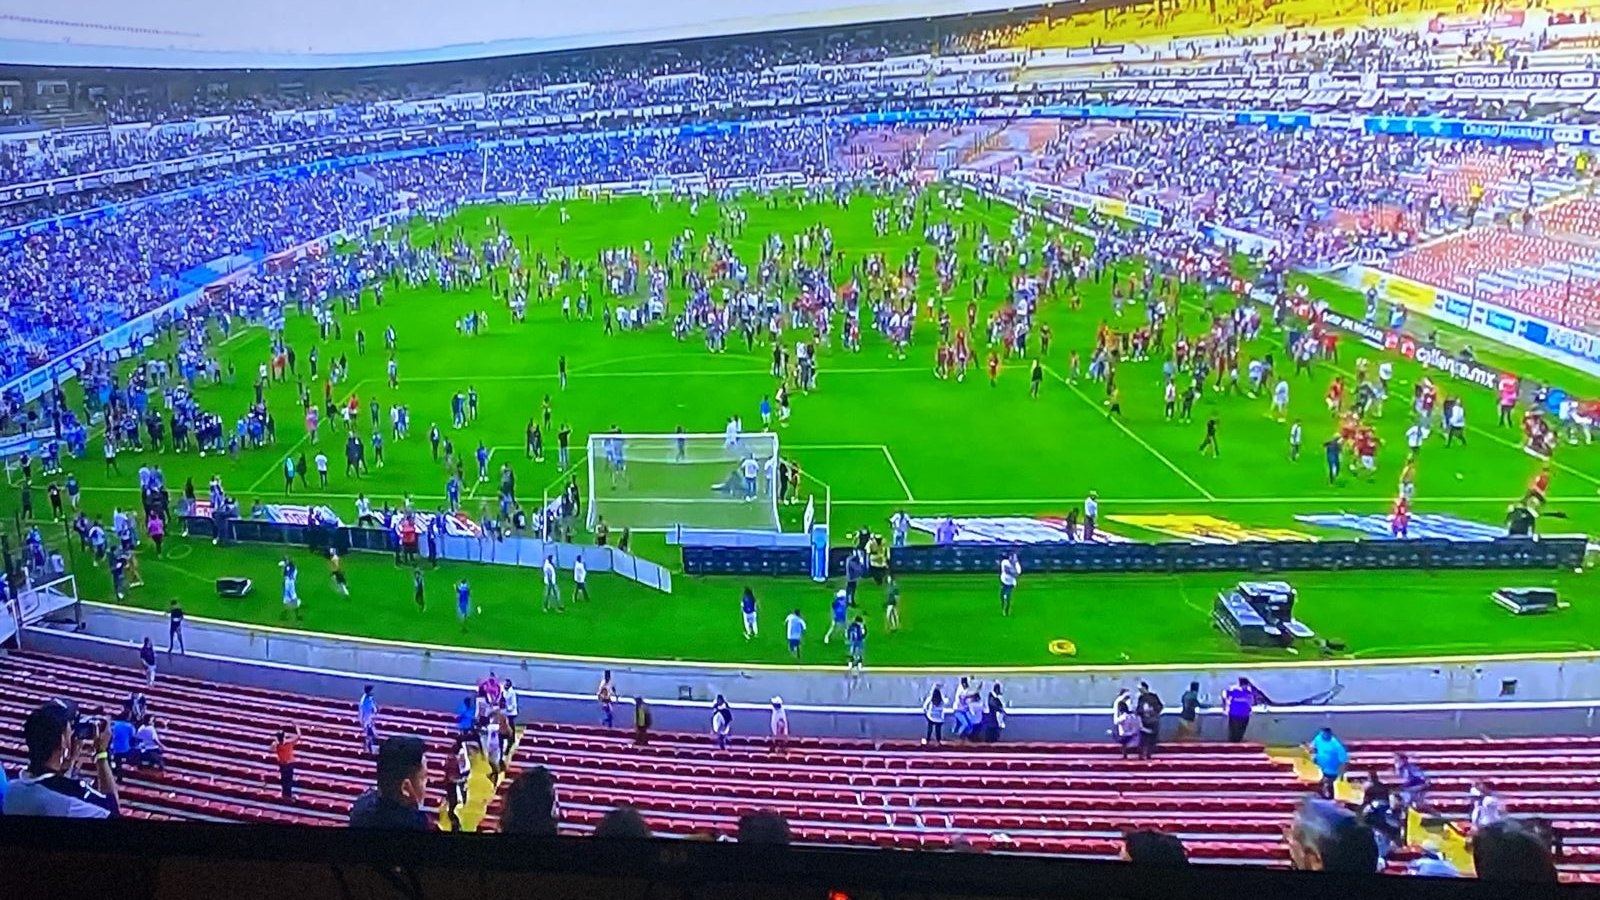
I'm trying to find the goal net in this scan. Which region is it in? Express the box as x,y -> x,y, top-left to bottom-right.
586,431 -> 781,533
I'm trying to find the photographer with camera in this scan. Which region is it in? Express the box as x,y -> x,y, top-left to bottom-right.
2,700 -> 121,818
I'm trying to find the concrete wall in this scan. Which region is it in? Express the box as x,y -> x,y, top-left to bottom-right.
8,603 -> 1598,745
52,602 -> 1600,707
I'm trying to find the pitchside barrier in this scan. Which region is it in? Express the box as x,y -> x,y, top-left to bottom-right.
682,536 -> 1589,577
182,516 -> 672,592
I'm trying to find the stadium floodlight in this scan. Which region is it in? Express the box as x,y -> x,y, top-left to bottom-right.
585,431 -> 781,533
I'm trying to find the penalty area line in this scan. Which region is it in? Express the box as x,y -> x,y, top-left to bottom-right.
1046,365 -> 1217,502
881,445 -> 916,502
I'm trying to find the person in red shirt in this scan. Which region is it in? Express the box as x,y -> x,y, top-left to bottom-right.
1355,428 -> 1380,478
399,516 -> 419,564
987,351 -> 1001,387
1525,467 -> 1552,506
271,725 -> 301,800
1326,377 -> 1345,416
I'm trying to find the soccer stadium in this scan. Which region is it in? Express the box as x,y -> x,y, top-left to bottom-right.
0,0 -> 1599,891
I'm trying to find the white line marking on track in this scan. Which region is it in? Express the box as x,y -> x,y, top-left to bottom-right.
1045,364 -> 1217,501
881,445 -> 915,502
398,366 -> 918,383
788,443 -> 890,451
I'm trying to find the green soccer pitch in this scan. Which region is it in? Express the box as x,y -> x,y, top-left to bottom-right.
12,187 -> 1599,669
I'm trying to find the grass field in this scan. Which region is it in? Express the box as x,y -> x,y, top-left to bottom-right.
12,186 -> 1599,669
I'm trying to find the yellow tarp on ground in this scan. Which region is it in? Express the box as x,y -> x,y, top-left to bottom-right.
436,728 -> 523,833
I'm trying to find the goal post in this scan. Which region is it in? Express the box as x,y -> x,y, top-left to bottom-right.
586,431 -> 782,533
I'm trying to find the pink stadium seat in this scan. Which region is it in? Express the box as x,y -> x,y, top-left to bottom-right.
2,649 -> 1597,876
1386,226 -> 1600,332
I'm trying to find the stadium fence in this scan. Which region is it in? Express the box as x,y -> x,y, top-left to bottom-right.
682,536 -> 1590,577
181,516 -> 672,592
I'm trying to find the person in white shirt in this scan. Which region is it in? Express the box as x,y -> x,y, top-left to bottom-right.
1113,688 -> 1140,759
1083,492 -> 1099,541
542,556 -> 563,612
134,718 -> 165,770
740,456 -> 760,500
889,510 -> 910,548
355,494 -> 376,527
769,697 -> 789,752
922,685 -> 948,747
783,609 -> 806,659
501,679 -> 519,732
482,711 -> 506,780
572,557 -> 589,602
1445,400 -> 1467,447
1272,379 -> 1290,421
1469,783 -> 1506,830
998,552 -> 1022,616
445,738 -> 470,831
1574,404 -> 1596,445
1406,422 -> 1426,455
710,695 -> 733,750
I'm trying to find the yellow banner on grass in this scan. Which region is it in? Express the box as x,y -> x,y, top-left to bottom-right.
1108,514 -> 1314,544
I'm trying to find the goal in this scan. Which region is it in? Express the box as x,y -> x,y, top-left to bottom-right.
586,431 -> 781,533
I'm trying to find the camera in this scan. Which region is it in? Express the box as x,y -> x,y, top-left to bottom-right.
72,715 -> 105,742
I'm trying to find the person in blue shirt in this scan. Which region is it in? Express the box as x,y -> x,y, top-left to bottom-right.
454,696 -> 478,744
824,589 -> 849,644
456,579 -> 471,632
446,474 -> 461,512
1309,727 -> 1349,799
846,616 -> 866,675
358,686 -> 380,754
109,716 -> 136,777
475,443 -> 490,483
